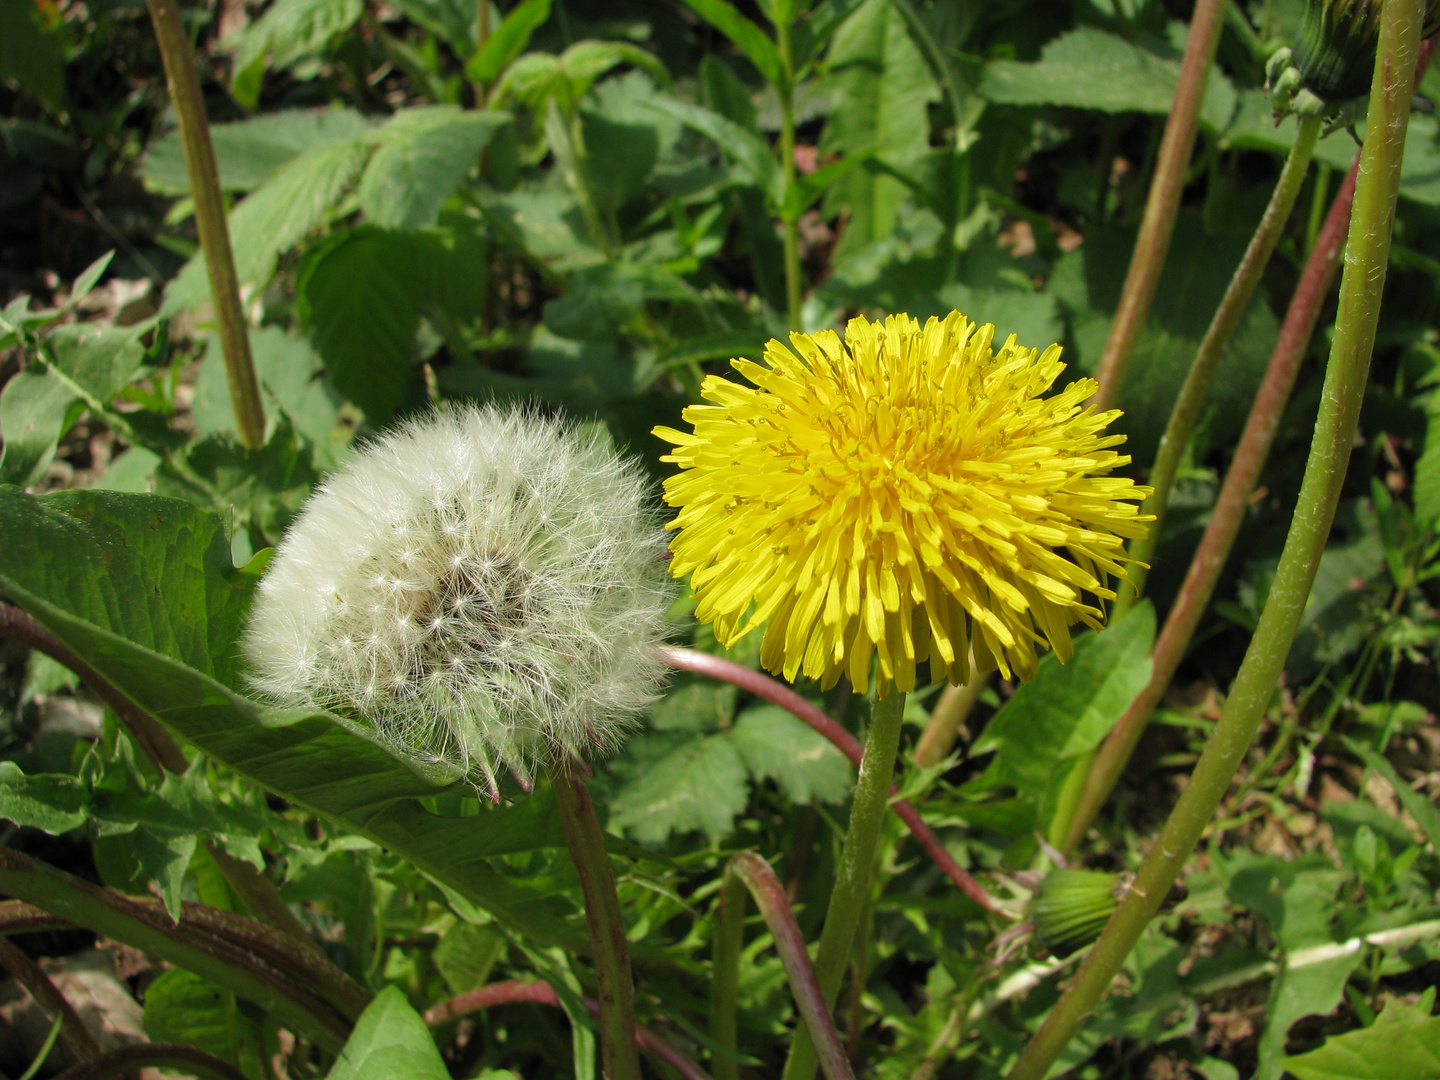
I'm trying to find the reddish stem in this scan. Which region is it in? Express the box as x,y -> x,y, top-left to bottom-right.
660,647 -> 1005,915
50,1042 -> 247,1080
727,853 -> 856,1080
422,979 -> 713,1080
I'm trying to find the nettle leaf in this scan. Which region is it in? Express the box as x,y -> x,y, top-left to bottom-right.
960,602 -> 1154,838
979,25 -> 1236,131
1282,989 -> 1440,1080
359,107 -> 508,230
609,734 -> 749,845
0,487 -> 586,950
730,704 -> 852,805
325,986 -> 450,1080
140,109 -> 371,196
228,0 -> 365,87
144,969 -> 244,1068
646,678 -> 736,732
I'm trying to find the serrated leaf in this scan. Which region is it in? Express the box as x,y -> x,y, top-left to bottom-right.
359,108 -> 508,230
0,762 -> 87,833
0,486 -> 586,950
980,26 -> 1236,131
144,969 -> 242,1067
228,0 -> 365,82
325,986 -> 450,1080
609,734 -> 748,844
730,704 -> 853,804
467,0 -> 551,84
1283,989 -> 1440,1080
646,678 -> 735,732
141,108 -> 371,195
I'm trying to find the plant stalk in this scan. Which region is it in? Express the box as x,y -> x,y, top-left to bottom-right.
729,853 -> 856,1080
1115,114 -> 1322,615
710,869 -> 747,1080
1090,0 -> 1225,409
1007,4 -> 1423,1075
0,936 -> 102,1065
143,0 -> 265,449
551,758 -> 642,1080
781,691 -> 906,1080
776,18 -> 802,330
50,1043 -> 248,1080
1064,35 -> 1440,857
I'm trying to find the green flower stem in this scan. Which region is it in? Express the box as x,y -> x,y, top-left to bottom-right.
50,1043 -> 248,1080
1114,114 -> 1322,616
143,0 -> 265,449
1007,4 -> 1423,1076
776,19 -> 802,331
0,847 -> 354,1052
729,853 -> 856,1080
1063,154 -> 1361,857
710,869 -> 747,1080
551,759 -> 642,1080
1091,0 -> 1225,410
781,691 -> 906,1080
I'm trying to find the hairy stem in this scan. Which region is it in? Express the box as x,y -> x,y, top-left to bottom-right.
661,648 -> 1002,914
50,1043 -> 247,1080
551,758 -> 641,1080
1090,0 -> 1225,409
143,0 -> 265,448
710,868 -> 747,1080
782,691 -> 906,1080
1008,5 -> 1423,1075
1115,114 -> 1322,614
1063,35 -> 1440,857
730,853 -> 856,1080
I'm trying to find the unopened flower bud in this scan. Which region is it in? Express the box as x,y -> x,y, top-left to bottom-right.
1028,868 -> 1130,958
1292,0 -> 1440,102
244,405 -> 674,799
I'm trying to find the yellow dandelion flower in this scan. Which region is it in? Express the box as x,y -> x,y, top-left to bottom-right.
653,311 -> 1153,697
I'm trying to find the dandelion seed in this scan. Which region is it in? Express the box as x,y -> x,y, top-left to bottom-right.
654,311 -> 1153,695
245,405 -> 674,796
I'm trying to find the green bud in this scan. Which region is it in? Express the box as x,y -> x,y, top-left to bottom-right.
1028,869 -> 1129,959
1293,0 -> 1440,102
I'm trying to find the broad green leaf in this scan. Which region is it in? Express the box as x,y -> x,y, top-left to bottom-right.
0,0 -> 65,108
642,96 -> 782,207
140,108 -> 371,196
646,678 -> 735,733
817,0 -> 937,259
934,285 -> 1064,353
0,486 -> 586,949
228,0 -> 365,86
681,0 -> 785,89
961,602 -> 1154,838
163,138 -> 372,314
980,26 -> 1236,132
609,734 -> 749,845
544,262 -> 697,341
1283,989 -> 1440,1080
466,0 -> 551,85
143,968 -> 242,1068
394,0 -> 482,55
325,986 -> 449,1080
0,762 -> 87,833
730,704 -> 853,804
434,921 -> 507,994
359,108 -> 508,230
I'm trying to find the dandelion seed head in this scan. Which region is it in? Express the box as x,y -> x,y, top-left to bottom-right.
245,405 -> 674,793
654,311 -> 1153,696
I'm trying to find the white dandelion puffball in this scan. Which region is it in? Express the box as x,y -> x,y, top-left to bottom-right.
244,405 -> 674,797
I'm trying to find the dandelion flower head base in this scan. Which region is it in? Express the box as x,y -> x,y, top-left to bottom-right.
655,311 -> 1152,695
244,406 -> 673,797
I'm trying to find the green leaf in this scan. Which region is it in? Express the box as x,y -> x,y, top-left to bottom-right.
1415,389 -> 1440,528
0,762 -> 87,833
434,921 -> 507,994
1283,989 -> 1440,1080
466,0 -> 551,85
325,986 -> 450,1080
0,0 -> 65,108
0,487 -> 586,950
681,0 -> 784,89
360,108 -> 508,230
610,734 -> 749,845
642,96 -> 783,208
979,26 -> 1236,132
140,108 -> 371,196
1343,739 -> 1440,853
143,969 -> 242,1067
228,0 -> 366,85
163,137 -> 373,314
961,602 -> 1154,838
817,0 -> 937,259
646,678 -> 735,733
730,704 -> 853,804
